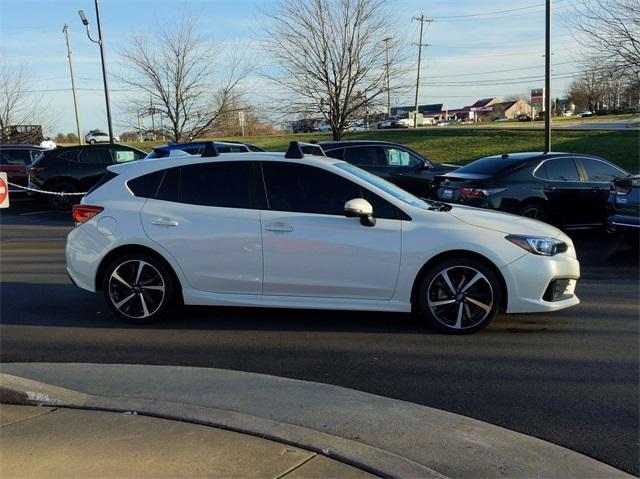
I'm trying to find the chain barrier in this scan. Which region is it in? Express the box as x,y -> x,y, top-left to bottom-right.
7,181 -> 87,196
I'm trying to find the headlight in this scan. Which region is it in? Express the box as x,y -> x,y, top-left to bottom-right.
505,235 -> 568,256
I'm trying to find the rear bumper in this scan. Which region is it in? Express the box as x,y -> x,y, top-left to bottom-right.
66,225 -> 109,292
502,251 -> 580,314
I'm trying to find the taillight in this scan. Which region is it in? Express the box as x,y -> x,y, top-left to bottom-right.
72,205 -> 104,224
612,184 -> 631,196
458,187 -> 485,197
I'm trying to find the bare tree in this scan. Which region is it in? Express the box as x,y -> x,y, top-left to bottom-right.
120,16 -> 250,142
568,67 -> 607,111
261,0 -> 403,140
568,0 -> 640,73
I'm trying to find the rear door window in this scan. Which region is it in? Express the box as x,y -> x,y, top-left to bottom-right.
343,146 -> 386,166
0,149 -> 31,165
112,149 -> 137,163
543,158 -> 580,182
580,158 -> 626,183
79,149 -> 112,164
383,147 -> 422,167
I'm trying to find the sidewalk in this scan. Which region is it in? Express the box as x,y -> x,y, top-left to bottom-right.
1,363 -> 635,479
0,403 -> 373,478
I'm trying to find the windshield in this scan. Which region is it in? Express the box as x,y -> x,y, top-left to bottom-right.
336,162 -> 429,208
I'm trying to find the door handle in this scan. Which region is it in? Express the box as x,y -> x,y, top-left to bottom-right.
543,186 -> 556,192
265,222 -> 293,233
151,217 -> 179,227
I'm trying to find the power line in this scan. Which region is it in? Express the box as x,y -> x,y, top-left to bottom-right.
431,0 -> 568,19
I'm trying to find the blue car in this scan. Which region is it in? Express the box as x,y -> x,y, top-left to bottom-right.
146,141 -> 263,159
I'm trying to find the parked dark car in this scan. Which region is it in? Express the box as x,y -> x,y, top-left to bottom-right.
146,141 -> 263,158
435,152 -> 630,228
319,140 -> 459,198
606,175 -> 639,247
29,144 -> 147,209
0,144 -> 47,194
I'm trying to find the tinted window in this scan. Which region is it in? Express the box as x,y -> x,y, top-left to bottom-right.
79,149 -> 112,164
324,148 -> 344,160
180,162 -> 254,208
156,167 -> 181,202
344,146 -> 386,166
217,145 -> 248,153
383,147 -> 421,167
0,149 -> 31,166
458,156 -> 526,175
128,170 -> 164,198
544,158 -> 580,181
58,149 -> 80,161
262,162 -> 402,219
581,158 -> 625,182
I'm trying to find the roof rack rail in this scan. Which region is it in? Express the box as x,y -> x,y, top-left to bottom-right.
284,141 -> 325,159
201,141 -> 220,158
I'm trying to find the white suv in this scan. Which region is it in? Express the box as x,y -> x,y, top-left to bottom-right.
66,142 -> 580,334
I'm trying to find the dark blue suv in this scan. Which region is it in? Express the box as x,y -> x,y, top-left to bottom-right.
146,141 -> 263,159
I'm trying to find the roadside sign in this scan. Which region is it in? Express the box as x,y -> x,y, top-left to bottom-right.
0,172 -> 9,208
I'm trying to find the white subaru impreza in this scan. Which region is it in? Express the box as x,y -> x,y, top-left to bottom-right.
66,142 -> 580,334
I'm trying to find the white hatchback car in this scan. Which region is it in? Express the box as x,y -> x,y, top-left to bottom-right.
66,142 -> 580,334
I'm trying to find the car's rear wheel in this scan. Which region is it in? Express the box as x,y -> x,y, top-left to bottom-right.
418,258 -> 501,334
102,254 -> 174,324
518,203 -> 549,222
89,139 -> 96,144
47,182 -> 80,210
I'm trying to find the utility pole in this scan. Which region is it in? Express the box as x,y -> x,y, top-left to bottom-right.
413,14 -> 432,129
382,37 -> 392,118
79,0 -> 114,144
149,92 -> 156,137
544,0 -> 552,153
63,24 -> 83,145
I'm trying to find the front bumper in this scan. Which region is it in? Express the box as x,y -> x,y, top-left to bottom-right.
501,250 -> 580,314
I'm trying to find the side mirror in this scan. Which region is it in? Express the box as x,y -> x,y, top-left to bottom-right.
344,198 -> 376,227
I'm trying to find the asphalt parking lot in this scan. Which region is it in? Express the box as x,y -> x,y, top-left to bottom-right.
1,197 -> 638,475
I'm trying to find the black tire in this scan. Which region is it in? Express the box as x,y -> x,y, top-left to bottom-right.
89,139 -> 96,144
417,257 -> 502,334
102,253 -> 175,324
46,182 -> 80,210
518,202 -> 549,223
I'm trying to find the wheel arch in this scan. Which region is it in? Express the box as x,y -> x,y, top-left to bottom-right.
95,244 -> 184,304
518,196 -> 550,214
410,250 -> 508,311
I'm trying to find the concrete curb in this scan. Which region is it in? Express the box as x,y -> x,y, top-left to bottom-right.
0,373 -> 441,479
1,363 -> 635,479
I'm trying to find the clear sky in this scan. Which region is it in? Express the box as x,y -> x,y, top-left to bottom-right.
0,0 -> 582,135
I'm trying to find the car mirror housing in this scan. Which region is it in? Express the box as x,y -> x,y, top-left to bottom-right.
344,198 -> 376,227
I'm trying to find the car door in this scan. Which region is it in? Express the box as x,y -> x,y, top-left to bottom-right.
260,161 -> 402,300
576,157 -> 629,224
537,157 -> 589,225
140,161 -> 264,294
379,146 -> 433,197
76,148 -> 113,190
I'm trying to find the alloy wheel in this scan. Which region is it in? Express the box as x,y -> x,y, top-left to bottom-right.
426,266 -> 494,331
521,206 -> 542,219
108,260 -> 165,319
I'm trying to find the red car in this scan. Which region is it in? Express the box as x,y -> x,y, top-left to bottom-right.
0,144 -> 47,194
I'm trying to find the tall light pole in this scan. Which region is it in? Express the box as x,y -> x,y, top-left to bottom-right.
544,0 -> 552,153
63,24 -> 82,144
382,37 -> 392,118
413,15 -> 432,129
79,1 -> 114,144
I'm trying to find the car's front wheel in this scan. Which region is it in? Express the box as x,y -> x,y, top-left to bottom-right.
89,139 -> 96,144
418,258 -> 501,334
102,254 -> 174,324
518,203 -> 549,222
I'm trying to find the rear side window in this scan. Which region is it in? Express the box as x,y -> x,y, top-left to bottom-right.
324,149 -> 344,160
580,158 -> 626,182
127,170 -> 165,198
543,159 -> 580,182
79,149 -> 112,164
344,146 -> 385,166
156,167 -> 181,202
58,149 -> 80,161
112,149 -> 139,163
0,149 -> 31,165
180,162 -> 255,208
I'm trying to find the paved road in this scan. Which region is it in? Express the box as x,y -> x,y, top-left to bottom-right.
1,198 -> 638,475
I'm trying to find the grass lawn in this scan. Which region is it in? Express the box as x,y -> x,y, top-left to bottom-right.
129,128 -> 639,173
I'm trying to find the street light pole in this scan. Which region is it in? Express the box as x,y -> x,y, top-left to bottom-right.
382,37 -> 392,118
544,0 -> 552,153
62,24 -> 83,145
79,0 -> 114,144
